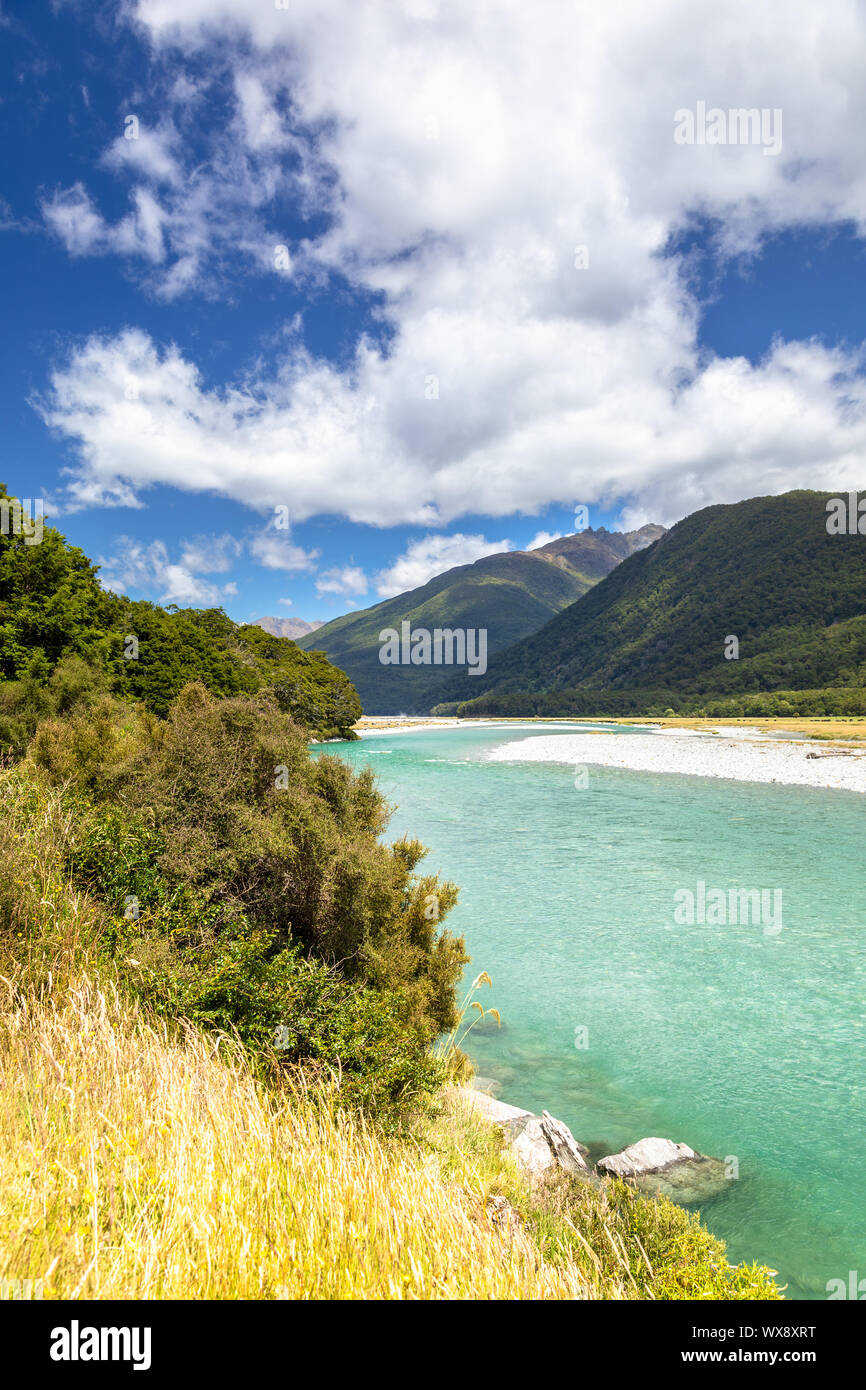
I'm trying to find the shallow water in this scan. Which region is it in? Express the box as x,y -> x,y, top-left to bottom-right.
318,723 -> 866,1299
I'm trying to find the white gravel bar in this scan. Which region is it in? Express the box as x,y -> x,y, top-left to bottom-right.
486,728 -> 866,794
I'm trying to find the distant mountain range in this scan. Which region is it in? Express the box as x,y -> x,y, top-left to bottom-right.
256,616 -> 324,641
295,525 -> 664,712
434,490 -> 866,715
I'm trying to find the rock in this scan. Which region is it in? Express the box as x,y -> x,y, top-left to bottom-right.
541,1110 -> 590,1175
597,1137 -> 696,1178
486,1193 -> 523,1237
501,1114 -> 557,1178
471,1075 -> 503,1097
456,1088 -> 533,1126
636,1155 -> 730,1205
597,1136 -> 730,1204
453,1089 -> 591,1181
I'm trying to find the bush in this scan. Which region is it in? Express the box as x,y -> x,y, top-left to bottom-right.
29,683 -> 467,1110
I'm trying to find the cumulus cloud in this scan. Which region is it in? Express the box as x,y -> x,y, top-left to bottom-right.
97,537 -> 238,606
374,533 -> 511,598
179,533 -> 243,573
526,531 -> 564,551
249,521 -> 320,571
103,124 -> 182,186
315,565 -> 368,596
37,0 -> 866,522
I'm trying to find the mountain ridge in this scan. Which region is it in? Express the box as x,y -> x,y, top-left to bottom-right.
433,490 -> 866,714
296,523 -> 664,712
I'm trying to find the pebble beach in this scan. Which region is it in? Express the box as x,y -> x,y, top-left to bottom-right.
486,726 -> 866,794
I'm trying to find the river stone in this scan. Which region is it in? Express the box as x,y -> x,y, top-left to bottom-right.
597,1137 -> 729,1204
633,1155 -> 730,1205
541,1110 -> 590,1175
597,1137 -> 697,1177
454,1089 -> 591,1180
458,1088 -> 533,1125
501,1114 -> 557,1177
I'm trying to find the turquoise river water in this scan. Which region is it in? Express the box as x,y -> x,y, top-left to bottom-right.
318,722 -> 866,1299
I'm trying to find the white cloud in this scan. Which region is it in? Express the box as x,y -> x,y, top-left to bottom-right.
233,72 -> 288,152
97,537 -> 238,606
38,0 -> 866,522
42,184 -> 167,264
179,533 -> 242,573
42,184 -> 105,256
277,597 -> 293,608
315,565 -> 368,596
103,125 -> 182,186
249,522 -> 320,572
526,531 -> 564,551
375,533 -> 511,598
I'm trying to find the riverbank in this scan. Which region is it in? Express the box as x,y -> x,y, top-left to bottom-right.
486,725 -> 866,793
355,714 -> 866,743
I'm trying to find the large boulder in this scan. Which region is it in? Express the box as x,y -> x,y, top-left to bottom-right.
597,1137 -> 729,1204
501,1114 -> 557,1178
541,1111 -> 590,1176
454,1088 -> 590,1180
597,1137 -> 695,1178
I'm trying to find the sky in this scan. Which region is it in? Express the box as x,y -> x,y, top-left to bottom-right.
2,0 -> 866,624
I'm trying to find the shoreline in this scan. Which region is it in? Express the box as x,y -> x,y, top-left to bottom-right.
351,716 -> 866,792
486,726 -> 866,794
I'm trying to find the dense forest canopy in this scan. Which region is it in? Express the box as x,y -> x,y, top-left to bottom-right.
0,485 -> 361,746
435,490 -> 866,716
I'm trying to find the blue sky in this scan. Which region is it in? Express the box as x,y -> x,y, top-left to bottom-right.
2,0 -> 866,624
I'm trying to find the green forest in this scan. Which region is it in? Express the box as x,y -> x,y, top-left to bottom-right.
435,491 -> 866,716
0,485 -> 361,750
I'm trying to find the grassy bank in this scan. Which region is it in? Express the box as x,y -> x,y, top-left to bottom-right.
0,749 -> 782,1300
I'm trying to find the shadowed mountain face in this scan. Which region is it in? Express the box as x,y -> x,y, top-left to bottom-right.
296,525 -> 664,713
433,490 -> 866,715
256,617 -> 324,641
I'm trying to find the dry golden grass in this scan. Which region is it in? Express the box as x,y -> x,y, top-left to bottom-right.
0,973 -> 601,1301
612,716 -> 866,743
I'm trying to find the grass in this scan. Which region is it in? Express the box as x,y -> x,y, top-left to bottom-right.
0,972 -> 599,1299
0,764 -> 783,1300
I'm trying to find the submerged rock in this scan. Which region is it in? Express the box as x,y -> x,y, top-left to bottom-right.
597,1137 -> 729,1204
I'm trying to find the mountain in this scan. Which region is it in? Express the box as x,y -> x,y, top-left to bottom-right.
256,616 -> 324,640
296,525 -> 664,713
433,490 -> 866,715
